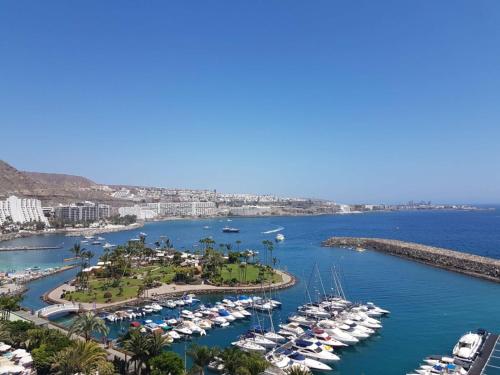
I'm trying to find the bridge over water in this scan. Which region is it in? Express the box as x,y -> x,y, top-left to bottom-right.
36,303 -> 81,318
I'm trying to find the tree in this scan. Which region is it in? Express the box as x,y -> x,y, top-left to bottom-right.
147,331 -> 170,358
236,240 -> 242,251
262,240 -> 274,267
187,344 -> 220,375
121,330 -> 151,374
51,340 -> 108,375
150,352 -> 185,375
285,366 -> 312,375
50,341 -> 106,374
0,294 -> 22,320
68,311 -> 109,341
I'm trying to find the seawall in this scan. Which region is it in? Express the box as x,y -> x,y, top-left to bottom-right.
322,237 -> 500,283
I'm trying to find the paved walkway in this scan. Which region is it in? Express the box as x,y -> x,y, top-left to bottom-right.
45,270 -> 295,311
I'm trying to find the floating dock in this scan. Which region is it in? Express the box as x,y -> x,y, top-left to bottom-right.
322,237 -> 500,283
469,333 -> 500,375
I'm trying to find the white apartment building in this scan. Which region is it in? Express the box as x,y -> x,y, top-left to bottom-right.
0,195 -> 49,226
118,205 -> 158,220
119,201 -> 217,219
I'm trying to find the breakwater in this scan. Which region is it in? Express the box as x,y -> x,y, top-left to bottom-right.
0,244 -> 63,252
322,237 -> 500,283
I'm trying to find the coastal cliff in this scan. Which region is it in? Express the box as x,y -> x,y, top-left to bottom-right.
322,237 -> 500,283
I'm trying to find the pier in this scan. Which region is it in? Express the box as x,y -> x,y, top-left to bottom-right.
0,244 -> 63,252
322,237 -> 500,283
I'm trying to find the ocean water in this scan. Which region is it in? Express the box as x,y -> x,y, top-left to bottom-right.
2,210 -> 500,374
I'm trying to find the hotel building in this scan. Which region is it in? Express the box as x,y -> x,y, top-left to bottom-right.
0,195 -> 49,226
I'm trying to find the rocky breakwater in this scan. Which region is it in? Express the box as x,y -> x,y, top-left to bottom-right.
322,237 -> 500,283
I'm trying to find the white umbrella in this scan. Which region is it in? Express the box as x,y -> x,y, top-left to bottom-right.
19,355 -> 33,366
11,349 -> 27,358
0,343 -> 11,352
1,365 -> 24,374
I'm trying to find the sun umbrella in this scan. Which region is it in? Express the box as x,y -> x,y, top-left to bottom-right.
1,365 -> 24,374
19,355 -> 33,366
11,349 -> 27,358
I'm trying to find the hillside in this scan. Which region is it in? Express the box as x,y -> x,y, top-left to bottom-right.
0,160 -> 128,206
24,171 -> 97,189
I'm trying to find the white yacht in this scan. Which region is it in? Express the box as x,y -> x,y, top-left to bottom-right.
453,332 -> 483,360
279,322 -> 305,336
284,350 -> 333,372
276,233 -> 285,241
293,339 -> 341,363
232,339 -> 266,353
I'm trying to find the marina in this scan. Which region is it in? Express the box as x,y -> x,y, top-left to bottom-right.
2,211 -> 500,374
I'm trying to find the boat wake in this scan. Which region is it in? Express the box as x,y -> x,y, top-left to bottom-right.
261,226 -> 284,234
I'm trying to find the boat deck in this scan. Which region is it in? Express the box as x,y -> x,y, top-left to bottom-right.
469,333 -> 500,375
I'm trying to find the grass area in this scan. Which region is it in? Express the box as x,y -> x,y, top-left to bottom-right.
65,278 -> 144,303
64,264 -> 179,303
219,264 -> 282,284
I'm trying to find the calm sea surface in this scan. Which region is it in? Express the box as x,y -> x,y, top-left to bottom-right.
1,209 -> 500,374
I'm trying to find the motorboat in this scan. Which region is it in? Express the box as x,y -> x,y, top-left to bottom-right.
174,324 -> 193,336
183,321 -> 206,336
212,316 -> 230,327
316,320 -> 359,345
243,332 -> 277,348
299,306 -> 331,319
453,332 -> 483,360
227,309 -> 245,319
181,310 -> 195,319
102,242 -> 116,249
218,308 -> 236,322
293,339 -> 340,363
250,327 -> 286,343
309,328 -> 348,347
288,315 -> 316,327
142,306 -> 153,314
163,300 -> 176,309
233,306 -> 251,317
279,322 -> 305,336
232,339 -> 266,353
151,303 -> 163,312
276,233 -> 285,241
222,227 -> 240,233
265,351 -> 291,369
280,349 -> 332,372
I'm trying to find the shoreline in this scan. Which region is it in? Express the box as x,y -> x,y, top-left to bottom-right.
322,237 -> 500,283
0,222 -> 144,243
42,269 -> 296,311
0,208 -> 484,244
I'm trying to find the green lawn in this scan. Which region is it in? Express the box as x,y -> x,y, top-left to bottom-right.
65,277 -> 144,303
65,264 -> 178,303
219,264 -> 281,284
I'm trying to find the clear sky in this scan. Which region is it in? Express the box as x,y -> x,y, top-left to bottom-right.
1,1 -> 500,204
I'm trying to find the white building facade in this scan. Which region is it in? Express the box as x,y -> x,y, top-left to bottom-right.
0,195 -> 49,226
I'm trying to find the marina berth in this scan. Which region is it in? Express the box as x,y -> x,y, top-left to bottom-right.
406,329 -> 495,375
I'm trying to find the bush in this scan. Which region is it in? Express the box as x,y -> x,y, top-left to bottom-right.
103,291 -> 112,299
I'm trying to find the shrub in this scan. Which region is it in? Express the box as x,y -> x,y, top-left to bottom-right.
103,291 -> 112,299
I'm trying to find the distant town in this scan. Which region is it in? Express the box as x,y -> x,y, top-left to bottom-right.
0,159 -> 480,238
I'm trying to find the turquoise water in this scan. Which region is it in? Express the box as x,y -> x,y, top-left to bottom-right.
2,210 -> 500,374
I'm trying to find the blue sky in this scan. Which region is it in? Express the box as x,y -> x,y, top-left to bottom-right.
1,1 -> 499,204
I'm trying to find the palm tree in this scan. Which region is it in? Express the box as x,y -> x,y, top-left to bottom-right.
236,240 -> 242,251
147,331 -> 169,357
285,366 -> 312,375
51,340 -> 108,375
121,330 -> 151,374
188,344 -> 219,375
262,240 -> 274,266
68,311 -> 109,341
0,295 -> 22,320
